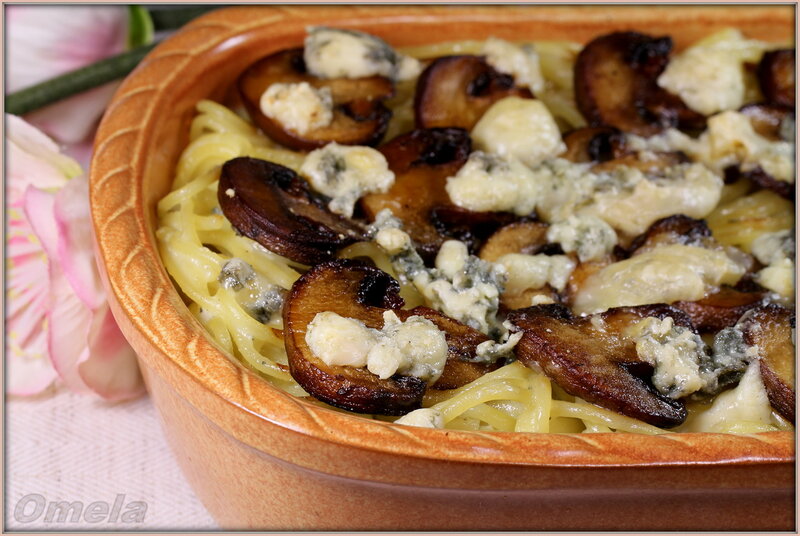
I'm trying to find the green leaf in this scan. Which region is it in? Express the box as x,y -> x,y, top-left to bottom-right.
127,5 -> 154,49
5,42 -> 158,116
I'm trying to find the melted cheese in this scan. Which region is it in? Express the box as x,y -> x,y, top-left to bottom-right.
259,82 -> 333,135
301,143 -> 394,217
394,408 -> 444,428
683,361 -> 775,433
304,27 -> 421,81
579,163 -> 723,236
481,37 -> 545,93
471,97 -> 565,168
546,214 -> 618,262
445,151 -> 540,216
572,244 -> 745,315
305,310 -> 447,382
657,29 -> 768,115
496,253 -> 576,294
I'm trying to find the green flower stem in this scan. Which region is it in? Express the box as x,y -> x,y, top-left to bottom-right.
148,6 -> 220,31
5,42 -> 158,116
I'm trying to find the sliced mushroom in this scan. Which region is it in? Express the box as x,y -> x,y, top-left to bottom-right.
430,206 -> 517,254
218,157 -> 365,265
574,32 -> 705,136
758,49 -> 795,109
626,215 -> 715,255
478,221 -> 551,262
673,286 -> 765,333
238,48 -> 394,150
361,128 -> 473,261
508,304 -> 688,428
283,260 -> 498,414
739,103 -> 794,141
415,55 -> 533,130
739,304 -> 796,422
562,126 -> 628,163
735,166 -> 794,200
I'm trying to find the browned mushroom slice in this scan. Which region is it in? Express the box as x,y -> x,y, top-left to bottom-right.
562,126 -> 628,163
626,215 -> 715,255
509,304 -> 687,427
238,48 -> 394,150
283,260 -> 500,413
431,205 -> 517,253
478,221 -> 550,262
737,166 -> 794,200
218,157 -> 365,265
740,304 -> 796,423
574,32 -> 705,136
415,55 -> 533,130
739,103 -> 794,141
673,286 -> 765,333
758,49 -> 795,109
361,128 -> 472,261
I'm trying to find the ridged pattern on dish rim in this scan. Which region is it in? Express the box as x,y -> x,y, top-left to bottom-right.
89,5 -> 794,468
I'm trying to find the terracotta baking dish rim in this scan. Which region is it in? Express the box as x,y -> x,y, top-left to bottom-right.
89,5 -> 795,470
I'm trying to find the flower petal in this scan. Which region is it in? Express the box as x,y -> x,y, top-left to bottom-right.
53,175 -> 105,310
6,115 -> 81,198
6,6 -> 127,91
22,186 -> 59,258
78,305 -> 145,401
25,83 -> 121,145
7,193 -> 57,396
7,6 -> 128,144
46,263 -> 93,395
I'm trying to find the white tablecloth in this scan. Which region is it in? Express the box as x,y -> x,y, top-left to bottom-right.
6,387 -> 218,530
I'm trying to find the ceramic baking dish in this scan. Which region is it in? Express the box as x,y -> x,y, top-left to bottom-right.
89,5 -> 795,530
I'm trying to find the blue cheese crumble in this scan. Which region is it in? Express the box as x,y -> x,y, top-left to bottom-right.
394,407 -> 444,428
301,142 -> 394,218
471,97 -> 565,168
218,258 -> 286,324
481,37 -> 545,93
751,229 -> 795,298
259,82 -> 333,135
445,151 -> 540,216
304,26 -> 421,81
305,310 -> 447,382
546,214 -> 618,262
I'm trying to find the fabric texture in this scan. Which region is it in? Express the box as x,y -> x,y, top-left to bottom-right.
6,387 -> 218,530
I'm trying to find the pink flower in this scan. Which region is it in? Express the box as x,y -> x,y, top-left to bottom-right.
7,115 -> 144,400
6,6 -> 129,144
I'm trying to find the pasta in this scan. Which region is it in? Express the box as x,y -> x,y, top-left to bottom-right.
156,33 -> 794,435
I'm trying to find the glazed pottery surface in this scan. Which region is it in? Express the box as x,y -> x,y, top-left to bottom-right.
89,6 -> 795,530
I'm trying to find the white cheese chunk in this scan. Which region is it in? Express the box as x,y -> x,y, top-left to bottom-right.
305,310 -> 447,382
445,152 -> 540,216
305,311 -> 378,368
301,142 -> 394,217
546,214 -> 618,262
572,244 -> 745,315
657,29 -> 769,115
751,229 -> 794,265
481,37 -> 545,93
496,253 -> 576,294
259,82 -> 333,135
304,26 -> 421,81
472,97 -> 565,168
394,408 -> 444,428
756,258 -> 795,299
626,316 -> 708,399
